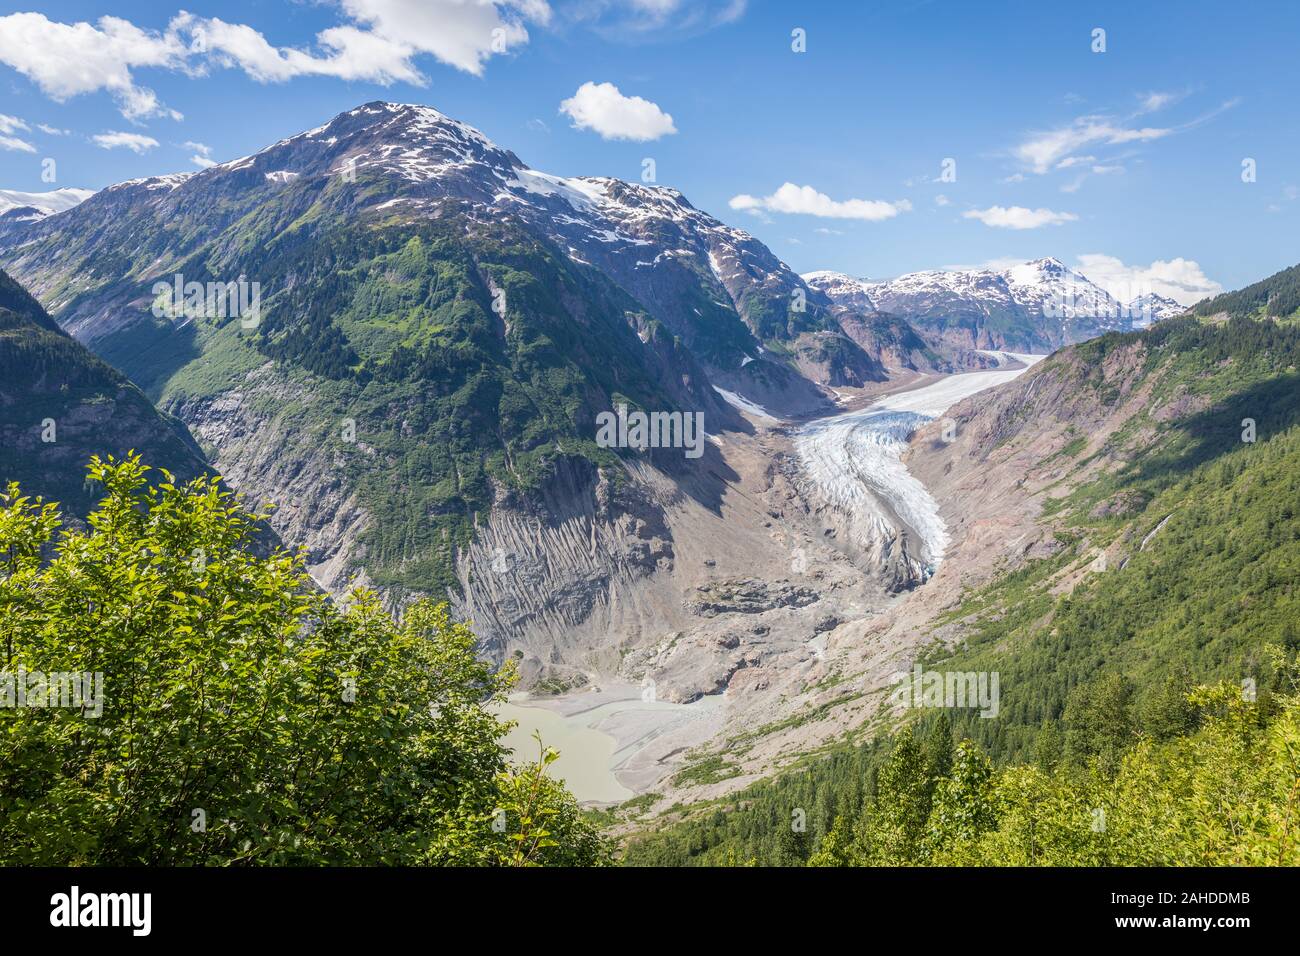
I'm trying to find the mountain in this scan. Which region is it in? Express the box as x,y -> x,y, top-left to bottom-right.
623,267 -> 1300,854
803,270 -> 995,374
2,103 -> 877,410
0,102 -> 898,677
859,257 -> 1140,351
1125,291 -> 1184,326
1192,261 -> 1300,322
801,270 -> 876,312
640,264 -> 1300,805
0,267 -> 208,512
0,187 -> 94,225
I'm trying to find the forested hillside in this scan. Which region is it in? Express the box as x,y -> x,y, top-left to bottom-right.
1193,261 -> 1300,321
623,313 -> 1300,866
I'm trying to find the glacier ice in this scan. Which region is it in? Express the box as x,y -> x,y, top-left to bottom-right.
795,356 -> 1044,575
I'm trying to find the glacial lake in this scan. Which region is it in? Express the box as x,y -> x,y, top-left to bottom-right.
497,699 -> 632,804
497,692 -> 725,804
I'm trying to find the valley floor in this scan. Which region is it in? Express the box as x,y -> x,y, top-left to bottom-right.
502,355 -> 1045,805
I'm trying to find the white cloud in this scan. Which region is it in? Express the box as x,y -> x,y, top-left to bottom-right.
184,0 -> 549,84
336,0 -> 547,75
0,3 -> 550,120
573,0 -> 747,38
1092,164 -> 1124,175
1015,117 -> 1171,174
559,81 -> 676,141
36,123 -> 69,135
93,130 -> 160,153
1074,254 -> 1222,306
962,205 -> 1077,229
182,16 -> 420,86
1137,90 -> 1185,113
0,113 -> 34,151
0,13 -> 186,121
729,183 -> 911,221
934,194 -> 950,207
1011,96 -> 1239,177
184,140 -> 215,168
1054,154 -> 1095,169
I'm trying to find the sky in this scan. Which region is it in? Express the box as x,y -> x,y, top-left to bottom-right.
1,0 -> 1297,303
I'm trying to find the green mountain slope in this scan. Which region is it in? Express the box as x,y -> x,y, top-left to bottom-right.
619,300 -> 1300,865
0,268 -> 208,514
92,207 -> 735,597
1193,261 -> 1300,321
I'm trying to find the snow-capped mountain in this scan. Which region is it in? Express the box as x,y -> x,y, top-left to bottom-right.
860,257 -> 1138,351
802,270 -> 876,312
208,102 -> 864,375
0,187 -> 94,224
1125,292 -> 1185,327
2,102 -> 878,409
1002,257 -> 1119,325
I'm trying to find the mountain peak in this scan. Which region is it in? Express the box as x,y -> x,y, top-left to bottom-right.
0,187 -> 95,224
206,99 -> 522,187
802,271 -> 876,311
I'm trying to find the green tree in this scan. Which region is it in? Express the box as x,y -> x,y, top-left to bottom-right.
1034,718 -> 1064,772
807,814 -> 858,867
1064,673 -> 1136,775
922,712 -> 954,782
0,455 -> 610,866
866,728 -> 932,863
1139,667 -> 1199,742
776,807 -> 811,865
927,740 -> 997,855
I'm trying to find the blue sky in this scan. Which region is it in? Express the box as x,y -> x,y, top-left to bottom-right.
1,0 -> 1297,302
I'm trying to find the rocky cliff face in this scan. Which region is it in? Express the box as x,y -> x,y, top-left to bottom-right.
168,364 -> 372,594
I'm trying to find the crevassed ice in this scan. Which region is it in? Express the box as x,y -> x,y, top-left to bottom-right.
795,355 -> 1044,571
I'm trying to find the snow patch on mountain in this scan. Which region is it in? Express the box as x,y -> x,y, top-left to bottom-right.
1125,292 -> 1184,327
0,187 -> 94,222
802,270 -> 876,311
712,386 -> 779,422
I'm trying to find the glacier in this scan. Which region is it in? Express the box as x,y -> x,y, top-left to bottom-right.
795,354 -> 1044,575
